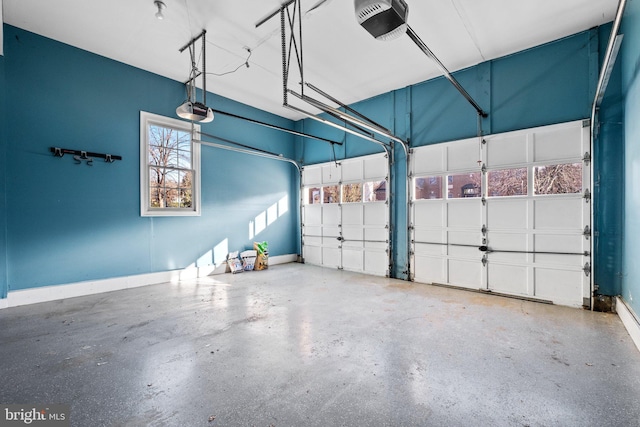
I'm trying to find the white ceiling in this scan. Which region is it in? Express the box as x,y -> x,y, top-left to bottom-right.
2,0 -> 618,121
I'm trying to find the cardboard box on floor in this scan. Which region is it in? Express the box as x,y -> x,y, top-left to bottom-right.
254,241 -> 268,270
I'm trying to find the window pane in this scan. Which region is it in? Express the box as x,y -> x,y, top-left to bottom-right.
415,176 -> 442,200
447,172 -> 481,198
364,181 -> 386,202
179,188 -> 192,208
165,188 -> 180,208
488,168 -> 528,197
307,187 -> 321,205
534,163 -> 582,195
164,170 -> 179,186
342,183 -> 362,203
323,186 -> 340,204
150,187 -> 163,208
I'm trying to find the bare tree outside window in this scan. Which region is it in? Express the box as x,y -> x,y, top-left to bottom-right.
488,168 -> 528,197
323,185 -> 340,204
148,125 -> 193,208
342,184 -> 362,203
534,163 -> 582,195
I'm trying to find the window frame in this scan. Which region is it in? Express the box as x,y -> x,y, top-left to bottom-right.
140,111 -> 201,217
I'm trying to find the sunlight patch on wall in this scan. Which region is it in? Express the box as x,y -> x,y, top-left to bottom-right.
213,238 -> 229,265
250,194 -> 291,238
279,195 -> 289,216
255,211 -> 267,235
267,203 -> 278,226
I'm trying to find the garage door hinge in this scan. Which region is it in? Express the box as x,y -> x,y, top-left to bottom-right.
583,189 -> 591,202
481,163 -> 487,174
582,119 -> 591,128
482,196 -> 487,206
482,255 -> 488,266
481,225 -> 487,235
583,262 -> 591,277
583,152 -> 591,165
583,225 -> 591,239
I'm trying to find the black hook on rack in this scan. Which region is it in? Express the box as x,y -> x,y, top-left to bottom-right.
50,147 -> 122,165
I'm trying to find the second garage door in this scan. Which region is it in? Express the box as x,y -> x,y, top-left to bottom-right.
302,153 -> 390,277
410,120 -> 591,307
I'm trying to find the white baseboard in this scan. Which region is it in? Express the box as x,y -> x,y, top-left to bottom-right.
616,297 -> 640,353
0,254 -> 298,309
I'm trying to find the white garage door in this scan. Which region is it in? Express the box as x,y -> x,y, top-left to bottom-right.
410,120 -> 591,307
302,153 -> 390,276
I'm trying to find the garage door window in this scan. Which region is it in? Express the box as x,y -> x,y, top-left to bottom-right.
306,187 -> 321,204
534,163 -> 582,195
447,173 -> 481,199
364,180 -> 386,202
323,185 -> 340,203
415,176 -> 443,200
488,168 -> 528,197
342,184 -> 362,203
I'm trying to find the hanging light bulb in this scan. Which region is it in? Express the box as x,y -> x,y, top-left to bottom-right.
154,1 -> 166,20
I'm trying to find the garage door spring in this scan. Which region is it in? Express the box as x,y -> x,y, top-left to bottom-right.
412,241 -> 590,256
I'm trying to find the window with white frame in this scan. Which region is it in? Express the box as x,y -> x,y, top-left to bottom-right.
140,111 -> 201,216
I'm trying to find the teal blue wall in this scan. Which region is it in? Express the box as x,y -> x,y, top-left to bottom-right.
0,52 -> 7,299
299,28 -> 614,282
1,25 -> 298,293
594,23 -> 624,299
621,0 -> 640,315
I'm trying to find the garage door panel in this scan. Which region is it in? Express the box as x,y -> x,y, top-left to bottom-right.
487,199 -> 528,230
413,202 -> 445,225
413,242 -> 446,256
342,204 -> 363,225
535,234 -> 584,252
364,155 -> 388,180
447,139 -> 481,170
342,249 -> 363,271
364,203 -> 387,225
322,163 -> 341,184
303,166 -> 322,186
364,227 -> 387,243
534,267 -> 583,305
449,231 -> 481,246
533,126 -> 582,162
365,251 -> 389,275
449,259 -> 482,288
488,232 -> 528,263
322,225 -> 341,246
413,228 -> 445,245
486,134 -> 528,167
322,248 -> 341,269
341,160 -> 363,182
449,246 -> 483,258
342,227 -> 363,242
534,198 -> 583,230
364,240 -> 387,250
322,205 -> 341,225
413,145 -> 444,175
304,245 -> 322,265
448,201 -> 482,228
488,264 -> 529,295
304,206 -> 322,225
303,235 -> 322,246
413,255 -> 446,283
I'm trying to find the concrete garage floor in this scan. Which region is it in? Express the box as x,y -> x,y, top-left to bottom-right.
1,264 -> 640,426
